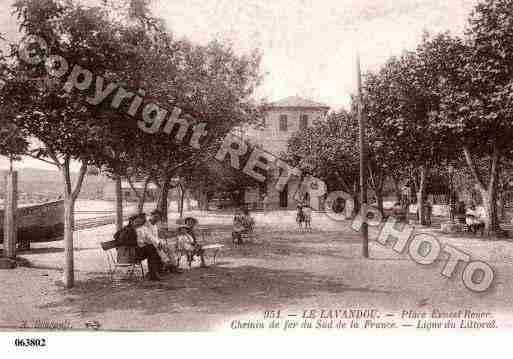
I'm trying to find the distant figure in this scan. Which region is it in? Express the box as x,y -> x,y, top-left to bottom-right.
296,204 -> 305,230
302,205 -> 312,230
424,201 -> 432,226
232,208 -> 254,244
466,203 -> 485,235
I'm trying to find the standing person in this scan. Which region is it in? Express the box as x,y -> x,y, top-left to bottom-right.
134,213 -> 163,281
232,208 -> 245,245
241,208 -> 255,232
262,194 -> 269,214
232,208 -> 254,244
147,210 -> 182,274
296,204 -> 305,230
302,205 -> 312,230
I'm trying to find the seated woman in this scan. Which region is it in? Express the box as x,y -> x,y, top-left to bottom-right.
465,204 -> 485,235
176,218 -> 207,268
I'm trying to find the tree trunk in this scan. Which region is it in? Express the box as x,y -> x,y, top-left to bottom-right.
368,165 -> 385,216
376,185 -> 384,216
186,190 -> 192,211
178,183 -> 185,219
115,175 -> 123,232
351,194 -> 360,218
137,196 -> 145,214
480,189 -> 499,235
417,165 -> 429,225
463,144 -> 501,236
498,192 -> 505,222
63,196 -> 75,289
197,189 -> 209,211
156,178 -> 171,223
392,177 -> 402,203
127,175 -> 150,214
61,160 -> 87,289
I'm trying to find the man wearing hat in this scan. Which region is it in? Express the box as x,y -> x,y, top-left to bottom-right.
113,214 -> 139,248
146,209 -> 182,273
132,213 -> 163,281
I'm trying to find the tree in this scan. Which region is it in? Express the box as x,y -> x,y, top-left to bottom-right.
364,33 -> 461,224
2,0 -> 155,287
435,0 -> 513,234
0,38 -> 29,169
287,111 -> 361,214
179,145 -> 261,212
123,36 -> 263,222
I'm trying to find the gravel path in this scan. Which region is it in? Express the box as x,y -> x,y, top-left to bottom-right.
1,211 -> 513,331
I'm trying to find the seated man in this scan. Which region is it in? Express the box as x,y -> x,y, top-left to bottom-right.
146,209 -> 182,274
133,213 -> 163,281
465,204 -> 485,235
113,214 -> 139,248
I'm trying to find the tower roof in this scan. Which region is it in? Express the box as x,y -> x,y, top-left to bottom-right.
266,96 -> 329,110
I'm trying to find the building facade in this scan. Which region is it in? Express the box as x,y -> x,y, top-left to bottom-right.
244,96 -> 329,210
103,180 -> 159,202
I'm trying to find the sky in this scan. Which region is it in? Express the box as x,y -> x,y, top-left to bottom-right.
0,0 -> 479,170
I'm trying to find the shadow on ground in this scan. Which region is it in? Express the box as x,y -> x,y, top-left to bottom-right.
39,264 -> 390,318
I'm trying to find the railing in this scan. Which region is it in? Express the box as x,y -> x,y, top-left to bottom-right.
74,213 -> 131,231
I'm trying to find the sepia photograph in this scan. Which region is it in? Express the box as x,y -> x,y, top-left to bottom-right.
0,0 -> 512,348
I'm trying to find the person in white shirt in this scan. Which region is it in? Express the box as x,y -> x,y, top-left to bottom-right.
146,210 -> 182,273
133,214 -> 163,281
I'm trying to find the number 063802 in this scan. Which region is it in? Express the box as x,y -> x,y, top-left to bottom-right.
14,338 -> 47,347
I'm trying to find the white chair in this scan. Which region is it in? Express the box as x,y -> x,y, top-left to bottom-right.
101,241 -> 145,281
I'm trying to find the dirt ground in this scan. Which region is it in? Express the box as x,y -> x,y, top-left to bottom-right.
1,210 -> 513,331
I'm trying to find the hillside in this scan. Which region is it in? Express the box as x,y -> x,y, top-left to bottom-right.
0,168 -> 110,201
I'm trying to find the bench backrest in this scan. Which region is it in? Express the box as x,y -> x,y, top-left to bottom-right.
101,240 -> 117,251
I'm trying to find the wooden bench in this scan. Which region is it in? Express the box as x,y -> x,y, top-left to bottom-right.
161,227 -> 224,267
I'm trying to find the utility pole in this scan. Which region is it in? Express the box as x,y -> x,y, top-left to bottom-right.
1,170 -> 18,269
115,175 -> 123,232
357,54 -> 369,258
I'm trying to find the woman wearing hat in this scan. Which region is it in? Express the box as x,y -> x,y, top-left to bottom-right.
176,217 -> 207,268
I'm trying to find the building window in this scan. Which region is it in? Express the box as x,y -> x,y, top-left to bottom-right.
299,114 -> 308,130
279,114 -> 288,131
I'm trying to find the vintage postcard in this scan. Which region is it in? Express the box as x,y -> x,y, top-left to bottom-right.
1,0 -> 512,351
